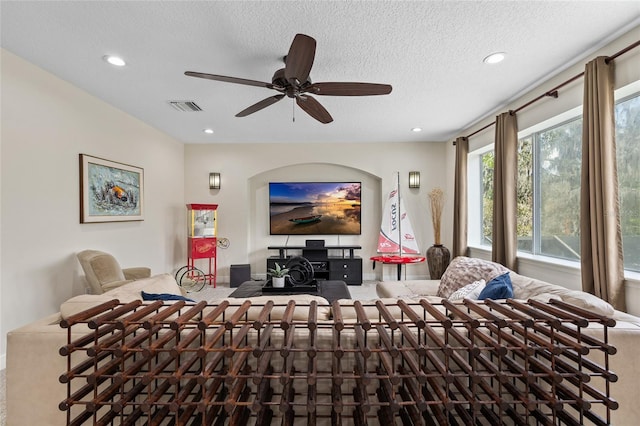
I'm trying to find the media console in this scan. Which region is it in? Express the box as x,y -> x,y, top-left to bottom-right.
267,242 -> 362,285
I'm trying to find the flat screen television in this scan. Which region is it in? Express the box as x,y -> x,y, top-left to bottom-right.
269,182 -> 361,235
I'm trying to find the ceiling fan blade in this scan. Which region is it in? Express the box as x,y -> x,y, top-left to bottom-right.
296,95 -> 333,124
236,94 -> 285,117
284,34 -> 316,84
185,71 -> 278,90
305,82 -> 393,96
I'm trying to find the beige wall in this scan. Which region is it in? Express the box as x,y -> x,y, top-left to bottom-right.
184,142 -> 449,283
0,50 -> 186,367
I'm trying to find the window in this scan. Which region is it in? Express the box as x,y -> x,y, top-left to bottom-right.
536,117 -> 582,260
517,136 -> 533,253
480,151 -> 493,246
480,139 -> 534,252
473,90 -> 639,272
616,94 -> 640,272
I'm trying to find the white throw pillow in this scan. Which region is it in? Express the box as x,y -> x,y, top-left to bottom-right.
447,279 -> 486,301
561,290 -> 615,317
437,256 -> 508,298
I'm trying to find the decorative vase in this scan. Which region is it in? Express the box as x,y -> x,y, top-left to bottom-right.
426,244 -> 451,279
273,276 -> 286,288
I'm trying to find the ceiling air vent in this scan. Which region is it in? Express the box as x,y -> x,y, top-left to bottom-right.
168,101 -> 202,112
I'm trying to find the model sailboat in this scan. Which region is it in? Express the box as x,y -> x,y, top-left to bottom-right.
372,173 -> 425,280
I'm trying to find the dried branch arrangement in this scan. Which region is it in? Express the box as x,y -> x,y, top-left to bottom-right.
428,188 -> 444,245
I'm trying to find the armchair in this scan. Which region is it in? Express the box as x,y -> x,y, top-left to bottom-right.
76,249 -> 151,294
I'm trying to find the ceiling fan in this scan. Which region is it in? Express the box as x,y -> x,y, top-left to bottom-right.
185,34 -> 392,124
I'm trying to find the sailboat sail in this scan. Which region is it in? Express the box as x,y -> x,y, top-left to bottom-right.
377,174 -> 421,254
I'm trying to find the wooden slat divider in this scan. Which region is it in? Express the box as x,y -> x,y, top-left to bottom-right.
87,300 -> 143,329
58,297 -> 619,425
59,299 -> 120,328
170,300 -> 208,330
142,300 -> 186,328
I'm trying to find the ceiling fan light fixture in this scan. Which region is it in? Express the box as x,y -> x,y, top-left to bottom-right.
103,55 -> 126,67
483,52 -> 506,64
184,33 -> 392,124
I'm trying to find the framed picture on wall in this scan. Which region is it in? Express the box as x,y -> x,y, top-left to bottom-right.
79,154 -> 144,223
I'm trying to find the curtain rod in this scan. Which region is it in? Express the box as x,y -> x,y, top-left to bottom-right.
455,39 -> 640,144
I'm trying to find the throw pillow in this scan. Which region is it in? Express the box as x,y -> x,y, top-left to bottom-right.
141,291 -> 195,302
477,273 -> 514,300
560,290 -> 615,317
448,279 -> 486,301
437,256 -> 509,298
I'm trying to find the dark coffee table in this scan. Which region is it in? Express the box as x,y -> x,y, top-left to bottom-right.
229,280 -> 351,304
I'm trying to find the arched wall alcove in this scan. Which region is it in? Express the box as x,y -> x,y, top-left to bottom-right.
247,162 -> 382,280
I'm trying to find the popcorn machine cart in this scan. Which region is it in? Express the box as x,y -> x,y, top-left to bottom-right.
186,203 -> 218,287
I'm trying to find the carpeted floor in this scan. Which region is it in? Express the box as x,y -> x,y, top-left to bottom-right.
0,281 -> 379,424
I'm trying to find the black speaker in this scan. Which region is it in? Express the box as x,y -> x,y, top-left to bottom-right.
305,239 -> 325,247
230,264 -> 251,288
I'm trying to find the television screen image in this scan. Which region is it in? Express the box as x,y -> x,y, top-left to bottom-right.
269,182 -> 361,235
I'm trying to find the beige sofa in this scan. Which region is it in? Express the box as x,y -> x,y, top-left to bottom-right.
6,274 -> 187,425
5,273 -> 335,425
377,256 -> 640,426
6,258 -> 640,425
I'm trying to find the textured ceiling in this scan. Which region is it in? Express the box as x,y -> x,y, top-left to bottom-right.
2,1 -> 639,144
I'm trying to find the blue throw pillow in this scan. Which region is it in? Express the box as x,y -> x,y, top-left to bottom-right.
141,291 -> 195,302
477,273 -> 514,300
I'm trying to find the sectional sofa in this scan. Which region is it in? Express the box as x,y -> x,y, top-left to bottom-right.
377,256 -> 640,425
5,257 -> 640,425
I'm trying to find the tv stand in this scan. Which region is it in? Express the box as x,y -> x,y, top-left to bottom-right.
267,243 -> 362,285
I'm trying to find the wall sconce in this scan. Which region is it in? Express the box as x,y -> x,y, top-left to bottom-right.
408,171 -> 420,188
209,172 -> 221,189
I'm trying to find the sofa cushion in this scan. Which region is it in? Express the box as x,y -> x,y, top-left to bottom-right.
527,292 -> 562,303
88,252 -> 126,284
208,295 -> 331,321
560,290 -> 615,317
437,256 -> 509,298
478,273 -> 514,300
402,280 -> 441,296
105,273 -> 182,300
510,272 -> 615,316
60,294 -> 116,319
60,274 -> 182,319
335,297 -> 446,321
448,279 -> 486,301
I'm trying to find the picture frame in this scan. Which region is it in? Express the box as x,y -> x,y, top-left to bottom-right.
79,154 -> 144,223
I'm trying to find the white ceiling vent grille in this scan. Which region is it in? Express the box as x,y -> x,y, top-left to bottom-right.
168,101 -> 202,112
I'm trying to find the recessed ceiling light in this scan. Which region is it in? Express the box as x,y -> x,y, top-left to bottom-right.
103,55 -> 126,67
411,127 -> 422,132
483,52 -> 506,64
203,128 -> 214,134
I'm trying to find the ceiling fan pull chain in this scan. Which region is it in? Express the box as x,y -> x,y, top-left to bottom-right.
292,98 -> 295,122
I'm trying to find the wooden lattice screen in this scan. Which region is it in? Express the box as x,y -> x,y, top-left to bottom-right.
58,298 -> 617,425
